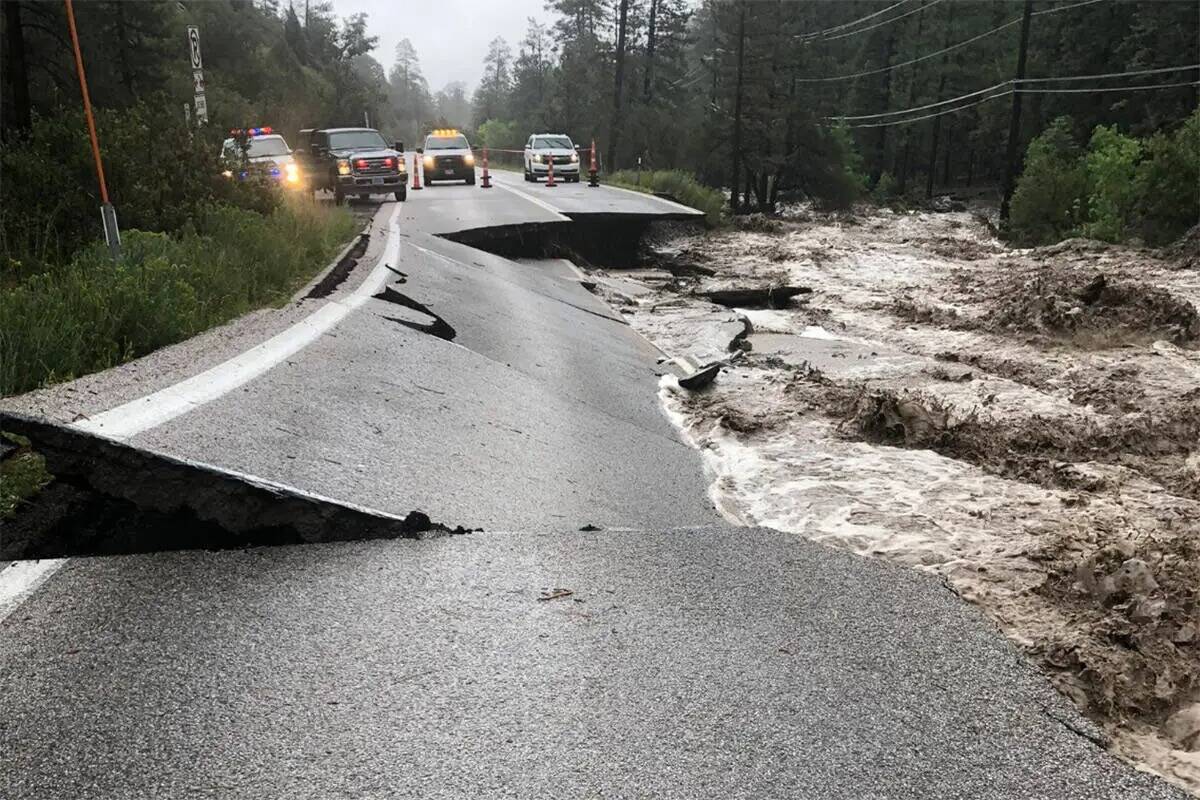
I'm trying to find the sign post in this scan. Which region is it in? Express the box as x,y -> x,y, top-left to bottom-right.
187,25 -> 207,124
64,0 -> 120,260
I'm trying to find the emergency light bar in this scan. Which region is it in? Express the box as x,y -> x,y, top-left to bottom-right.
229,126 -> 274,136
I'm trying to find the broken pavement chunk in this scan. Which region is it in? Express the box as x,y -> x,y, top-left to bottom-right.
698,285 -> 811,309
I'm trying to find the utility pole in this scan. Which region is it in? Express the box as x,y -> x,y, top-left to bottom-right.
1000,0 -> 1034,222
64,0 -> 120,260
730,2 -> 746,214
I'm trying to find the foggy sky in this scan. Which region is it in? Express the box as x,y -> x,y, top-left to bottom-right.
328,0 -> 549,92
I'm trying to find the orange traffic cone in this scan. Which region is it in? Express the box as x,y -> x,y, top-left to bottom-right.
588,140 -> 599,187
545,153 -> 557,188
411,152 -> 423,190
480,147 -> 492,188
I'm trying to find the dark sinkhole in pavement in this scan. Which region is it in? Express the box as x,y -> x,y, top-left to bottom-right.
441,216 -> 673,267
0,413 -> 471,560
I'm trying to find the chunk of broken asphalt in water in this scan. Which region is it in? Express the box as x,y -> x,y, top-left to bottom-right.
698,286 -> 812,309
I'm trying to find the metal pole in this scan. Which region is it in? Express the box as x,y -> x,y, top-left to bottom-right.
64,0 -> 120,259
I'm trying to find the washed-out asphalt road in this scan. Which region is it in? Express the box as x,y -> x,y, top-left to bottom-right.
0,173 -> 1186,798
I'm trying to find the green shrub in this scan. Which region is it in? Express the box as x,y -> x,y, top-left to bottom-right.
608,169 -> 726,227
0,99 -> 278,275
1083,124 -> 1143,242
1133,109 -> 1200,245
1009,117 -> 1089,245
871,171 -> 899,205
0,198 -> 355,397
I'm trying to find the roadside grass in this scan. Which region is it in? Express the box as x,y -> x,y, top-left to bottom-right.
0,198 -> 357,398
608,170 -> 726,227
0,434 -> 51,519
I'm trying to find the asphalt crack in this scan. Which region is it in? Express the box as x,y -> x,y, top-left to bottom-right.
0,413 -> 474,559
306,233 -> 370,299
373,286 -> 457,341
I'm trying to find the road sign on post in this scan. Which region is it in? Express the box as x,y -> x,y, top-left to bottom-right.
187,25 -> 208,124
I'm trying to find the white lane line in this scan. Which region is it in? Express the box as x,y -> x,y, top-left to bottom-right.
75,204 -> 403,442
0,559 -> 67,624
0,207 -> 404,620
491,178 -> 572,219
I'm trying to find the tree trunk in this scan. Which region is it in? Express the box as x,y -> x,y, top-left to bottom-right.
607,0 -> 630,170
896,1 -> 927,195
924,3 -> 957,199
643,0 -> 658,103
869,28 -> 898,188
729,2 -> 746,213
999,0 -> 1034,221
942,122 -> 953,185
2,0 -> 32,137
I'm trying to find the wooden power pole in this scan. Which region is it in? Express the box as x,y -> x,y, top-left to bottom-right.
999,0 -> 1034,222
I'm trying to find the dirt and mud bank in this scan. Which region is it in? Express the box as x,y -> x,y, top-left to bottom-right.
590,205 -> 1200,794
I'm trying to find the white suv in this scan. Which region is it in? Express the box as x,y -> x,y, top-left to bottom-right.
523,134 -> 580,182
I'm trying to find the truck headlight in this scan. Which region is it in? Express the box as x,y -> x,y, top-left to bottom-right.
284,163 -> 301,184
423,156 -> 434,168
570,152 -> 579,162
337,159 -> 351,176
464,153 -> 475,166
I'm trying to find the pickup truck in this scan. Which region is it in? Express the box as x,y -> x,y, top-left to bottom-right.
294,127 -> 407,203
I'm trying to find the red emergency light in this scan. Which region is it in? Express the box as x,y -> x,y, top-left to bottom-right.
229,126 -> 274,136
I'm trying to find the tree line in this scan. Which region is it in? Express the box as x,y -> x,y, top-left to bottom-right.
462,0 -> 1197,218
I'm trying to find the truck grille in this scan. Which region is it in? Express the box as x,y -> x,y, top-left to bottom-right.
355,158 -> 397,175
434,155 -> 463,169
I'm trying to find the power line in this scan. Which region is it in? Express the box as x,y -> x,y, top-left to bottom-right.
798,0 -> 1110,83
1019,63 -> 1200,82
797,17 -> 1022,82
834,64 -> 1200,121
839,80 -> 1198,129
798,0 -> 913,41
1017,80 -> 1200,93
810,0 -> 945,43
841,90 -> 1014,128
1031,0 -> 1106,16
833,81 -> 1011,120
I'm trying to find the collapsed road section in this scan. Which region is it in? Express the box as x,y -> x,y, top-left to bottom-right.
1,412 -> 470,561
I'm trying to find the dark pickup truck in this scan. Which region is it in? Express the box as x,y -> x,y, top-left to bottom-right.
294,127 -> 408,203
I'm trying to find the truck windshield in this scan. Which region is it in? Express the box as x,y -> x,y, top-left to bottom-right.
246,136 -> 290,157
328,130 -> 388,150
425,136 -> 469,150
534,137 -> 573,149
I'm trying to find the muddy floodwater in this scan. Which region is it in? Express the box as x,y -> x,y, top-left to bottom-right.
591,207 -> 1200,794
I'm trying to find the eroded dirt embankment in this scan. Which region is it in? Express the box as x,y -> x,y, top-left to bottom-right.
587,208 -> 1200,793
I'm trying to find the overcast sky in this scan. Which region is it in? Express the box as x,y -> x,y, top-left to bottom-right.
329,0 -> 548,93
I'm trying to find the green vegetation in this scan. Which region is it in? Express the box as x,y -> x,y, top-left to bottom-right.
0,434 -> 51,519
1011,111 -> 1200,246
608,170 -> 726,227
0,199 -> 355,397
1,3 -> 371,398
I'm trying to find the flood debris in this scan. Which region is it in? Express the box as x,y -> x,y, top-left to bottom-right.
698,285 -> 811,309
978,270 -> 1200,345
596,203 -> 1200,793
305,233 -> 370,299
374,286 -> 457,341
0,412 -> 472,560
